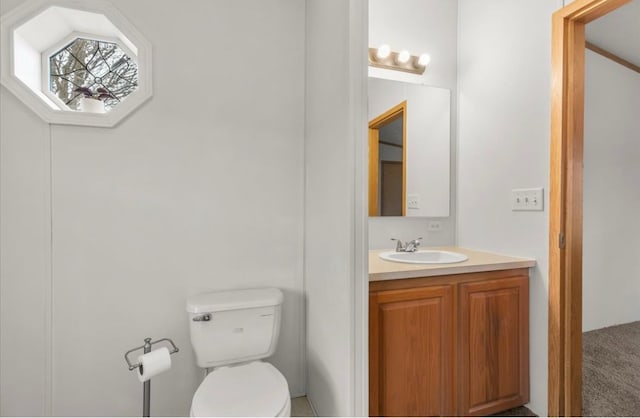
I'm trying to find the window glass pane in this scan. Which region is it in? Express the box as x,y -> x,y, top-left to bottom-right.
49,38 -> 138,112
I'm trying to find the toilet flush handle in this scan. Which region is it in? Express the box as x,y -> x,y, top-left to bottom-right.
192,313 -> 211,322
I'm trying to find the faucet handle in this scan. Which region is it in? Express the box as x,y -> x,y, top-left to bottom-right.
391,238 -> 405,252
405,237 -> 423,252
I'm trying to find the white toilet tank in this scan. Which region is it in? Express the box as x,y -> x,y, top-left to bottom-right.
186,288 -> 283,368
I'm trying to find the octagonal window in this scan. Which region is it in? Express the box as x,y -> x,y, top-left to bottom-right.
49,37 -> 139,113
1,0 -> 152,127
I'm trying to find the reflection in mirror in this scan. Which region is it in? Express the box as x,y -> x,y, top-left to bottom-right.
368,78 -> 451,217
369,101 -> 406,216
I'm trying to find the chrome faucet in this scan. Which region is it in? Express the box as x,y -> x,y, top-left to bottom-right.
391,237 -> 423,252
405,237 -> 422,252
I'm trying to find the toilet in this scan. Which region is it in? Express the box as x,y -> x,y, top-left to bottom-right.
186,288 -> 291,417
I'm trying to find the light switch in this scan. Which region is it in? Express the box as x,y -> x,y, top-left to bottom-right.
512,188 -> 544,211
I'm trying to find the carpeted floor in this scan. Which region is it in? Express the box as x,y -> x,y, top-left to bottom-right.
583,321 -> 640,416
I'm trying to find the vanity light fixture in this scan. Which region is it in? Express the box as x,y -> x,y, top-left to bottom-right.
376,44 -> 391,59
418,53 -> 431,67
396,50 -> 411,64
368,46 -> 430,75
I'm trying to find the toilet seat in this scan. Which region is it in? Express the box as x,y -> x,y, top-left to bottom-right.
190,361 -> 290,417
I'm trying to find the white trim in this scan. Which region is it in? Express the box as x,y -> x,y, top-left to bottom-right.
349,0 -> 368,415
43,125 -> 53,416
0,0 -> 152,128
307,395 -> 320,417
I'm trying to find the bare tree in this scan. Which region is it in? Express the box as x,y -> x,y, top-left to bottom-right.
50,38 -> 138,111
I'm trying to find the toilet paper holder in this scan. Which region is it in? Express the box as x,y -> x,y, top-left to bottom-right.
124,337 -> 179,371
124,337 -> 179,417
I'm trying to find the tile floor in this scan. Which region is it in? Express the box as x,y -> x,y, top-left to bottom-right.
291,396 -> 315,417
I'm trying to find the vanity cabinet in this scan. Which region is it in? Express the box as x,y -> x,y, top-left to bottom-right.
369,269 -> 529,417
459,276 -> 529,416
369,284 -> 455,416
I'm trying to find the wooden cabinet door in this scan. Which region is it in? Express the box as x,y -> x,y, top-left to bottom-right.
458,276 -> 529,416
370,285 -> 454,417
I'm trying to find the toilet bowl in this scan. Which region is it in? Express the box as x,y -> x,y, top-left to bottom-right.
190,361 -> 290,417
186,288 -> 289,417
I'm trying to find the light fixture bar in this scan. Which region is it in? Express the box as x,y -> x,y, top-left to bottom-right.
368,47 -> 428,75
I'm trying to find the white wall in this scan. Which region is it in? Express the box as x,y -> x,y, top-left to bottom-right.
379,143 -> 402,162
1,0 -> 306,415
457,0 -> 562,415
0,73 -> 52,418
0,5 -> 51,416
583,51 -> 640,332
369,0 -> 457,88
304,0 -> 367,415
368,0 -> 457,249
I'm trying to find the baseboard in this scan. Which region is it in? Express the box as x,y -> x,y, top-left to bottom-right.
306,396 -> 319,417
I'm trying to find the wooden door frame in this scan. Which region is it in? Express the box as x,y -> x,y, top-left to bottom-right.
548,0 -> 631,415
368,101 -> 407,216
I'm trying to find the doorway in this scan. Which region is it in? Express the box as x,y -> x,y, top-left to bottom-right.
380,161 -> 403,215
368,101 -> 407,216
548,0 -> 633,415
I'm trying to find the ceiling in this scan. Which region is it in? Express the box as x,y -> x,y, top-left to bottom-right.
586,0 -> 640,66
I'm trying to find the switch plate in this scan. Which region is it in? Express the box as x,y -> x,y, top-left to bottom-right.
407,194 -> 420,209
512,188 -> 544,211
427,221 -> 442,232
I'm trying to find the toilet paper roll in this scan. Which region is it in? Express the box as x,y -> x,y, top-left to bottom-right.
137,347 -> 171,382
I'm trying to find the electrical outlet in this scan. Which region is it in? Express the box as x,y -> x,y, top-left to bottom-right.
407,194 -> 420,209
512,188 -> 544,211
427,221 -> 442,232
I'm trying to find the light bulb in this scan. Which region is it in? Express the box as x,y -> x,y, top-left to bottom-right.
397,50 -> 411,64
376,44 -> 391,60
418,53 -> 431,67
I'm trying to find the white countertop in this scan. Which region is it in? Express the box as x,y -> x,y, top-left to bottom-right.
369,246 -> 536,282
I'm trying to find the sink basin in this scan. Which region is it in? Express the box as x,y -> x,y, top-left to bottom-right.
379,250 -> 468,264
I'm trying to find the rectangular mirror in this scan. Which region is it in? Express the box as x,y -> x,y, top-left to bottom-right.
368,77 -> 451,217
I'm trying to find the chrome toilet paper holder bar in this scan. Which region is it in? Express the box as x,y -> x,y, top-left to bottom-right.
124,337 -> 179,371
124,337 -> 179,417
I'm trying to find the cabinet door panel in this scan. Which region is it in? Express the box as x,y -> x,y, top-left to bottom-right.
459,276 -> 529,416
370,285 -> 454,416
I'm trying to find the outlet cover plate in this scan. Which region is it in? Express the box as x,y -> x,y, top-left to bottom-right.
427,221 -> 443,232
407,194 -> 419,209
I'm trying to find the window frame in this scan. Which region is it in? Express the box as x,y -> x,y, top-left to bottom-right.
0,0 -> 152,127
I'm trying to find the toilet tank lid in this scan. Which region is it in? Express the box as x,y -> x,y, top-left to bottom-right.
186,288 -> 283,313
